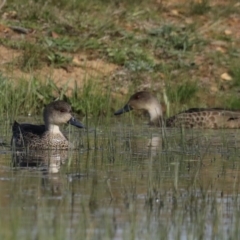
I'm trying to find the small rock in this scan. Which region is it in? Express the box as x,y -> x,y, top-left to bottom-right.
221,72 -> 232,81
72,57 -> 82,66
216,46 -> 226,53
51,31 -> 59,38
210,85 -> 218,93
224,29 -> 232,35
171,9 -> 179,16
2,11 -> 17,20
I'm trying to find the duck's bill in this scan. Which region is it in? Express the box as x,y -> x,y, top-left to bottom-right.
114,104 -> 133,115
68,117 -> 85,128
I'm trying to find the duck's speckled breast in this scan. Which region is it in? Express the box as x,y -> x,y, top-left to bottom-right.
13,131 -> 70,149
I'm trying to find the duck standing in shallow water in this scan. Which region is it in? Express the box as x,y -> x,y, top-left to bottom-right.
12,100 -> 84,149
114,91 -> 240,128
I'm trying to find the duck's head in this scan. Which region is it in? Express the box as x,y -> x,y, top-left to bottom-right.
114,91 -> 163,124
44,100 -> 84,130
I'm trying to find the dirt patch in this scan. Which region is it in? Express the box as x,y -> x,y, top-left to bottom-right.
0,44 -> 118,95
0,45 -> 20,64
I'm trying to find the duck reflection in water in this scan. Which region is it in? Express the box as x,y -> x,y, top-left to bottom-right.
12,150 -> 68,173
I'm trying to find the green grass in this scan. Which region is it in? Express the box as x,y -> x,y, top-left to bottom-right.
70,79 -> 113,124
165,80 -> 199,107
229,61 -> 240,88
0,0 -> 239,122
1,0 -> 238,116
221,94 -> 240,110
189,0 -> 211,15
0,74 -> 114,123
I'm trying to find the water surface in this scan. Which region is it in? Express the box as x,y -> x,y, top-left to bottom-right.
1,120 -> 240,239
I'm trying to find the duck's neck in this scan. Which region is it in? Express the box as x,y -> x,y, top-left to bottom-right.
147,102 -> 164,126
47,124 -> 63,135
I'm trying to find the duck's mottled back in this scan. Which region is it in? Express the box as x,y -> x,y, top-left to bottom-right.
166,108 -> 240,128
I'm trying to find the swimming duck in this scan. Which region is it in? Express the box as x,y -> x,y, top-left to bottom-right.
114,91 -> 240,128
12,100 -> 84,149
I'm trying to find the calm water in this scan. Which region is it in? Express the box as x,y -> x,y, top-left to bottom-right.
1,120 -> 240,239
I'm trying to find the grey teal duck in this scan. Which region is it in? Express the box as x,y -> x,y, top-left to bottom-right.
12,100 -> 84,149
114,91 -> 240,128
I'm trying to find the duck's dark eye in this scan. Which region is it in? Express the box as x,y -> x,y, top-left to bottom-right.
136,95 -> 141,99
58,108 -> 66,113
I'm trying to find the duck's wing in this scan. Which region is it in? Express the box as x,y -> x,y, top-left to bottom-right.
12,121 -> 45,135
11,121 -> 45,147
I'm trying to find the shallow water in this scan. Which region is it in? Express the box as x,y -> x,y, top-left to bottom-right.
1,120 -> 240,239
